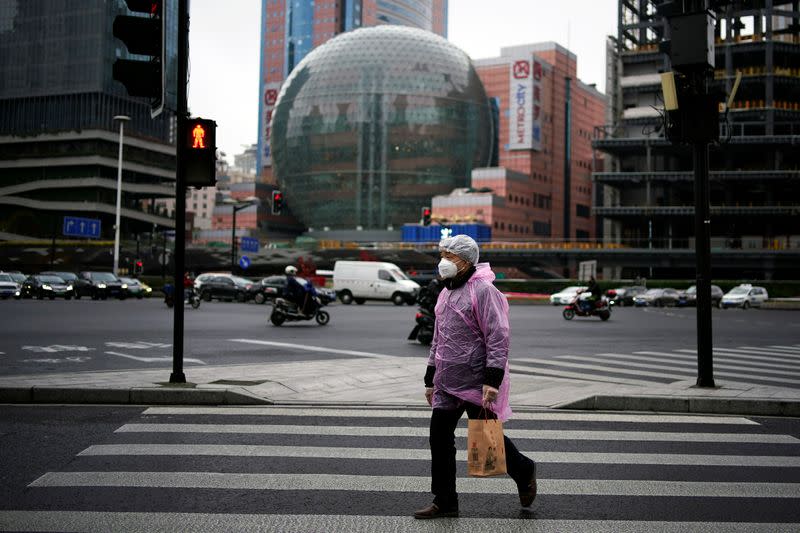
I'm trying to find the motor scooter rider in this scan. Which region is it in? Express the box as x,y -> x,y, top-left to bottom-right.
183,271 -> 195,300
581,276 -> 601,313
284,265 -> 316,315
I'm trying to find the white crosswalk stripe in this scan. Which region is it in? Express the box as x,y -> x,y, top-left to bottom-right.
8,406 -> 800,532
512,343 -> 800,388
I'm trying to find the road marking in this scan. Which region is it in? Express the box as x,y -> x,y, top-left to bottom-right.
514,357 -> 690,381
105,351 -> 205,365
511,361 -> 665,386
77,445 -> 799,467
641,350 -> 800,368
561,354 -> 800,378
608,351 -> 800,372
141,407 -> 757,424
712,347 -> 800,360
228,338 -> 399,359
21,345 -> 94,353
21,356 -> 91,364
1,512 -> 796,533
28,471 -> 800,498
115,423 -> 797,444
105,342 -> 171,349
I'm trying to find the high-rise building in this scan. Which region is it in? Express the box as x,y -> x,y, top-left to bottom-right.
432,43 -> 607,240
258,0 -> 449,178
0,0 -> 180,241
594,1 -> 799,278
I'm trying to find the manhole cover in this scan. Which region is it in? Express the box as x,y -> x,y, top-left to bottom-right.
210,379 -> 268,386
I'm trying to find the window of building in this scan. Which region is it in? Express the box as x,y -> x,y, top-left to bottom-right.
576,229 -> 590,240
533,221 -> 550,236
576,204 -> 591,218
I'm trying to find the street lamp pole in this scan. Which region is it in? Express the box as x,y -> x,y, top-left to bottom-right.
230,203 -> 248,272
112,115 -> 131,276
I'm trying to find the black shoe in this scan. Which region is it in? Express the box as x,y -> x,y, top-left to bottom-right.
413,503 -> 459,519
519,462 -> 537,507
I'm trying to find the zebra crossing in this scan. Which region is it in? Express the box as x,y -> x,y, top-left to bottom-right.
513,343 -> 800,388
2,406 -> 799,532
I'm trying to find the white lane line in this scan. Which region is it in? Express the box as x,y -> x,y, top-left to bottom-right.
228,338 -> 399,359
105,351 -> 206,365
514,358 -> 690,381
566,354 -> 800,378
713,347 -> 800,360
674,349 -> 800,365
767,345 -> 800,353
115,424 -> 798,444
141,407 -> 757,424
76,445 -> 800,467
635,351 -> 800,370
510,363 -> 663,386
2,512 -> 796,533
28,472 -> 800,498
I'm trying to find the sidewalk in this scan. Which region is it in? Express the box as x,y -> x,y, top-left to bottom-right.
1,353 -> 798,416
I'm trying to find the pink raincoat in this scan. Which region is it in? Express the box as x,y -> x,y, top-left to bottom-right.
427,262 -> 513,421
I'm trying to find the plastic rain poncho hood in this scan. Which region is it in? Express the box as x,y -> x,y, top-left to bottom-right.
427,263 -> 512,421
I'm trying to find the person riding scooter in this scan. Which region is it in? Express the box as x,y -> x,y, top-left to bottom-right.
580,276 -> 601,313
284,265 -> 317,316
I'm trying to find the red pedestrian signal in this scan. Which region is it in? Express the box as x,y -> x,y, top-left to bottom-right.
181,117 -> 217,188
422,207 -> 432,226
272,190 -> 284,215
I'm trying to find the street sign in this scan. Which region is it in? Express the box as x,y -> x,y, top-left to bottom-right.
239,255 -> 251,270
240,237 -> 259,253
63,216 -> 101,238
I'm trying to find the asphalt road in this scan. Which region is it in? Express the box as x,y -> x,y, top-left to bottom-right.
1,405 -> 799,531
1,298 -> 799,378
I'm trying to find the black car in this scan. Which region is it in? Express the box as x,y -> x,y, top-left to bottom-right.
609,286 -> 647,307
41,271 -> 93,299
250,275 -> 337,305
78,271 -> 128,300
20,275 -> 74,300
678,285 -> 724,308
199,275 -> 249,302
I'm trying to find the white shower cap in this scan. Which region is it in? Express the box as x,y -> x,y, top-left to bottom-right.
439,234 -> 479,265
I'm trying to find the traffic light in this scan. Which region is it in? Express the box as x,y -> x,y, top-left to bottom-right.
272,190 -> 284,215
181,117 -> 217,187
112,0 -> 166,118
134,259 -> 144,275
422,206 -> 432,226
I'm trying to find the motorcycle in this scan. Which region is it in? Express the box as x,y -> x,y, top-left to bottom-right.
270,295 -> 329,326
408,278 -> 441,345
562,292 -> 611,321
163,284 -> 201,309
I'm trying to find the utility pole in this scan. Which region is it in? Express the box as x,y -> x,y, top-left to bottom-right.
170,0 -> 189,384
660,0 -> 719,387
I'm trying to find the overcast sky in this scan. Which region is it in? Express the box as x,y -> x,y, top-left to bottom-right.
188,0 -> 618,162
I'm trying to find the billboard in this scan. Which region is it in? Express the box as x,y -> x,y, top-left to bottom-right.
508,57 -> 543,151
261,82 -> 281,167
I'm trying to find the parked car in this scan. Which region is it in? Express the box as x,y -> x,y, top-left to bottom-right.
549,286 -> 588,306
119,277 -> 153,299
78,271 -> 128,300
6,272 -> 27,285
20,274 -> 74,300
633,288 -> 680,307
678,285 -> 723,308
193,272 -> 229,292
608,286 -> 647,307
721,284 -> 769,309
40,271 -> 93,299
333,261 -> 420,305
198,275 -> 250,302
0,273 -> 21,299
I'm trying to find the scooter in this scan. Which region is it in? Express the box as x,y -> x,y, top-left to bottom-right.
408,306 -> 435,345
562,292 -> 611,321
163,284 -> 201,309
270,296 -> 329,326
408,278 -> 441,345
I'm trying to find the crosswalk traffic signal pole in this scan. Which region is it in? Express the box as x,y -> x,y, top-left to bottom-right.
170,0 -> 189,384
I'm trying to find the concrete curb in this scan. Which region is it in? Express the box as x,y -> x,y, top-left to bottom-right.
557,394 -> 800,417
0,386 -> 272,405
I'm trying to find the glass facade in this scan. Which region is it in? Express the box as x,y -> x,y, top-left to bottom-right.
376,0 -> 433,30
285,0 -> 315,74
271,25 -> 493,230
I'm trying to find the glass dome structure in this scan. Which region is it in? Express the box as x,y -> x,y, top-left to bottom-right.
270,25 -> 493,230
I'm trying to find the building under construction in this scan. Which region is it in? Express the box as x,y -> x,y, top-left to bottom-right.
593,0 -> 799,279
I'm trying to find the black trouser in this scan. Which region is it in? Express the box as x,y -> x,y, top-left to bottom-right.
429,402 -> 534,510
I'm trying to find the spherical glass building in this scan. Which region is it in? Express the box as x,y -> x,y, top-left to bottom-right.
270,25 -> 493,230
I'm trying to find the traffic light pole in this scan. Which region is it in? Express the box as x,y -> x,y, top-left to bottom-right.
170,0 -> 189,384
694,131 -> 715,387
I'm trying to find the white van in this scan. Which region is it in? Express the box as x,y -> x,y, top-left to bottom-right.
333,261 -> 420,305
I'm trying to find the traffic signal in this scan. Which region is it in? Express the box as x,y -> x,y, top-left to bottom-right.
112,0 -> 166,118
272,190 -> 284,215
422,206 -> 432,226
181,117 -> 217,187
134,259 -> 144,275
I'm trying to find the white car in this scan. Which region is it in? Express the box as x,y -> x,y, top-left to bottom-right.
550,286 -> 588,305
721,284 -> 769,309
0,273 -> 20,299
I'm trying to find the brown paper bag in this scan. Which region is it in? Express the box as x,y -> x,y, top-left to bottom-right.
467,418 -> 507,477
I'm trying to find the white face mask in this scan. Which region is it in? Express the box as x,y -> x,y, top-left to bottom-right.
438,258 -> 459,279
